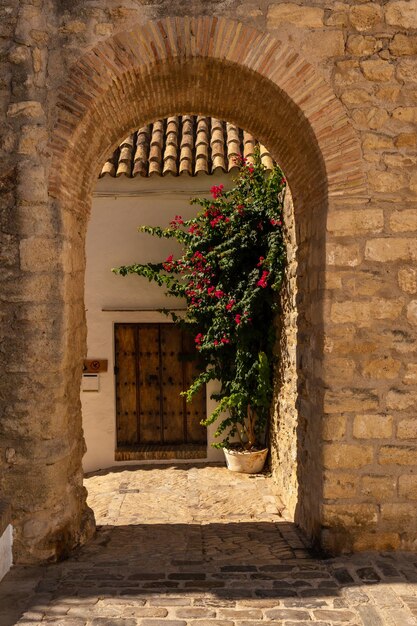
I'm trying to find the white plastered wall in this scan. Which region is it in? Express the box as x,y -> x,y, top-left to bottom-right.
82,174 -> 234,472
0,525 -> 13,582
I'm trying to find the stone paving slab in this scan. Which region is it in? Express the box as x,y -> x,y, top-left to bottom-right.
1,465 -> 417,625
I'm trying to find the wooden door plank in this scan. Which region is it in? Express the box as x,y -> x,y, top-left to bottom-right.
138,324 -> 162,444
161,324 -> 185,444
115,324 -> 138,446
183,330 -> 207,444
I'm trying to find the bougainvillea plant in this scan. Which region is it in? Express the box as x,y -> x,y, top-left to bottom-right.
114,149 -> 287,450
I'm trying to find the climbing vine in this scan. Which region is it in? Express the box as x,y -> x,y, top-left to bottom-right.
114,149 -> 287,450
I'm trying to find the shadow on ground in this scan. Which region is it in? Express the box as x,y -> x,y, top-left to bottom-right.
1,521 -> 417,625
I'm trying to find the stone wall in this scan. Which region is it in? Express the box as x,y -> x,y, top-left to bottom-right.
0,0 -> 416,562
270,191 -> 299,522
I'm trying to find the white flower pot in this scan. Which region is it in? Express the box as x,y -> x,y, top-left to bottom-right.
223,447 -> 268,474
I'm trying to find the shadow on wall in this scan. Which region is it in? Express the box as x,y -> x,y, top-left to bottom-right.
269,184 -> 326,548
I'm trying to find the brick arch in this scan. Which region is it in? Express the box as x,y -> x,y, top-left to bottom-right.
13,16 -> 368,563
50,17 -> 366,205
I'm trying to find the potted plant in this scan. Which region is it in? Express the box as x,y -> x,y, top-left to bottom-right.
114,149 -> 287,472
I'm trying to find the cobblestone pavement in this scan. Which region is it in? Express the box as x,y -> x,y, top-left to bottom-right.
2,464 -> 417,626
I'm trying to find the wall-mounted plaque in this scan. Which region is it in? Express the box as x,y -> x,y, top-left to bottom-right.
83,359 -> 108,373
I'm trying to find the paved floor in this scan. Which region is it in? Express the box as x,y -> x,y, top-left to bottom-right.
1,464 -> 417,625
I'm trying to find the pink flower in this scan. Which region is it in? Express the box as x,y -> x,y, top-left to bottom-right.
214,290 -> 224,298
256,256 -> 264,267
214,340 -> 219,346
270,219 -> 282,226
257,270 -> 269,288
236,204 -> 245,215
235,314 -> 242,325
225,299 -> 235,311
281,177 -> 286,184
207,286 -> 215,295
188,224 -> 201,235
233,154 -> 247,166
170,215 -> 184,227
210,184 -> 224,200
221,337 -> 230,344
248,164 -> 254,174
194,333 -> 204,345
162,254 -> 174,271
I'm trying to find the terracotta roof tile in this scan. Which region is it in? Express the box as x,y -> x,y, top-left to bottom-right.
100,116 -> 274,178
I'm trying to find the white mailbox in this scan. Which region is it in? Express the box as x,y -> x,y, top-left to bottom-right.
82,373 -> 100,392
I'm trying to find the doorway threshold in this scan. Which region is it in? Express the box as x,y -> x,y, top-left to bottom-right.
115,443 -> 207,461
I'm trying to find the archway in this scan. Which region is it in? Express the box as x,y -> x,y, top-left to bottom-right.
11,17 -> 366,563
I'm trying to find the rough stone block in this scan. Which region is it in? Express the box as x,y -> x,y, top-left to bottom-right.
361,59 -> 394,82
20,237 -> 60,272
381,503 -> 417,530
327,209 -> 383,236
389,33 -> 417,56
411,171 -> 417,193
386,389 -> 417,410
406,300 -> 417,326
322,503 -> 378,528
59,20 -> 87,34
341,271 -> 383,295
395,133 -> 417,148
362,358 -> 401,380
362,133 -> 393,151
341,87 -> 373,105
17,164 -> 48,204
389,209 -> 417,233
397,59 -> 417,83
386,0 -> 417,28
95,23 -> 113,37
353,532 -> 401,551
353,414 -> 393,439
302,30 -> 345,58
326,243 -> 362,267
334,59 -> 363,87
322,415 -> 347,441
7,101 -> 45,120
361,475 -> 397,499
397,418 -> 417,438
399,475 -> 417,500
331,298 -> 403,326
352,107 -> 389,130
323,472 -> 357,498
323,443 -> 374,469
365,238 -> 417,262
379,445 -> 417,466
369,171 -> 407,193
267,4 -> 324,28
392,107 -> 417,124
18,125 -> 48,156
347,34 -> 379,56
398,268 -> 417,295
349,4 -> 383,31
404,364 -> 417,385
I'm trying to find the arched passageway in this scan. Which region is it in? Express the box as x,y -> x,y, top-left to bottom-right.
5,17 -> 368,563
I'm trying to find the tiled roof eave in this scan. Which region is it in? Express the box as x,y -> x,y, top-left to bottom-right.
99,116 -> 274,179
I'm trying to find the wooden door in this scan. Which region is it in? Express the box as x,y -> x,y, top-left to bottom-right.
115,323 -> 206,448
